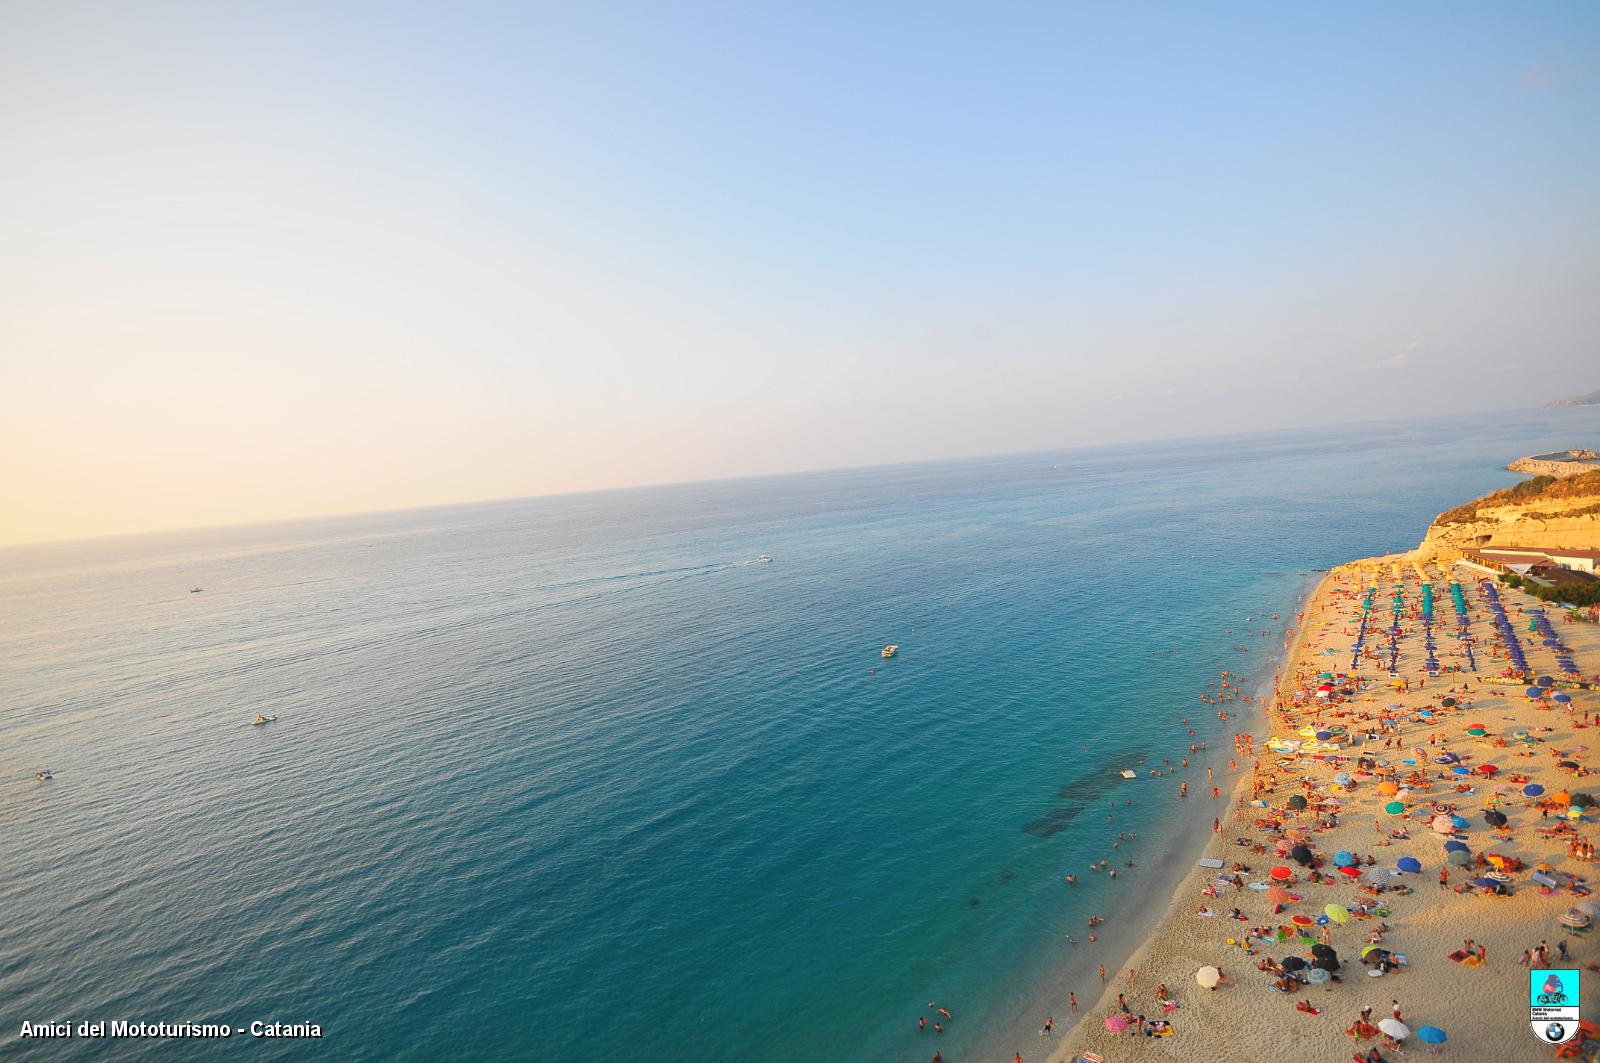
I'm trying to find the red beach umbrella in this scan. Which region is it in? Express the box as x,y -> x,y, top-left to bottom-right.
1270,866 -> 1293,881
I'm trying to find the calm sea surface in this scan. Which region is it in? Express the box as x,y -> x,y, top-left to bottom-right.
4,409 -> 1598,1061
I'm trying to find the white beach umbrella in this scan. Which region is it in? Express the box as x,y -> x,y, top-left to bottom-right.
1378,1018 -> 1410,1040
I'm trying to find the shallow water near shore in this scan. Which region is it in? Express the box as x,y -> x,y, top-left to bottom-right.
3,407 -> 1598,1061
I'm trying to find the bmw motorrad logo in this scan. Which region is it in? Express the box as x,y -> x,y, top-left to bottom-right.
1545,1022 -> 1567,1042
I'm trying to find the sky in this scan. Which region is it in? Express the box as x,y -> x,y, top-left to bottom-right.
2,2 -> 1598,546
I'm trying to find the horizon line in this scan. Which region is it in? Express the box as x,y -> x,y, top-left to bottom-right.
0,401 -> 1555,553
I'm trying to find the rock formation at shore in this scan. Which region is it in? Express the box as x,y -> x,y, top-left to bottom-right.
1416,466 -> 1600,560
1507,449 -> 1600,478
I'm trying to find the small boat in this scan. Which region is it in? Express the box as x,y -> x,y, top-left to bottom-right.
757,554 -> 772,563
251,715 -> 278,726
35,770 -> 52,782
881,644 -> 898,658
190,587 -> 203,593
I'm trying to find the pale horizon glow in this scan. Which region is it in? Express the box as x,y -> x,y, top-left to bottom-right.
3,3 -> 1599,547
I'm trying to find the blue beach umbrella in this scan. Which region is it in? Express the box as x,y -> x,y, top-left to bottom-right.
1451,766 -> 1470,775
1526,687 -> 1545,698
1526,784 -> 1546,797
1416,1026 -> 1447,1045
1450,815 -> 1470,829
1334,772 -> 1352,785
1317,730 -> 1333,741
1443,841 -> 1469,853
1554,693 -> 1572,704
1473,877 -> 1499,887
1396,856 -> 1422,873
1540,676 -> 1556,687
1335,850 -> 1355,867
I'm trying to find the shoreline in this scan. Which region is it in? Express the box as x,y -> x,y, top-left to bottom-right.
1047,554 -> 1600,1063
1040,571 -> 1326,1057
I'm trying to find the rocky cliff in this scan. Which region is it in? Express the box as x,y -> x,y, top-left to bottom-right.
1416,468 -> 1600,561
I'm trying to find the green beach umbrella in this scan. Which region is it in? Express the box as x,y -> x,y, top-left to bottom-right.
1384,801 -> 1405,815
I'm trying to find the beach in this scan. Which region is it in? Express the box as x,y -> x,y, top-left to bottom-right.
1050,557 -> 1600,1063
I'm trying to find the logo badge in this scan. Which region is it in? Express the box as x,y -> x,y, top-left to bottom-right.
1531,968 -> 1580,1044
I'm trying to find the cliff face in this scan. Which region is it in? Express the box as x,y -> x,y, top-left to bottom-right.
1417,468 -> 1600,560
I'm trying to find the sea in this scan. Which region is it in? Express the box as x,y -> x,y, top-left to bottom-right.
3,407 -> 1598,1062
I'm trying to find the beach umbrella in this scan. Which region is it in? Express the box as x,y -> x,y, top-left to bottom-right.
1476,764 -> 1499,775
1312,954 -> 1340,972
1316,730 -> 1333,741
1473,876 -> 1499,887
1574,793 -> 1597,809
1379,1019 -> 1411,1040
1527,687 -> 1546,698
1525,784 -> 1546,797
1560,761 -> 1581,771
1467,726 -> 1487,737
1334,850 -> 1354,867
1104,1015 -> 1129,1033
1333,771 -> 1352,785
1540,676 -> 1556,687
1484,810 -> 1508,827
1442,697 -> 1457,707
1280,956 -> 1307,971
1451,765 -> 1470,776
1290,845 -> 1314,866
1559,910 -> 1592,929
1310,943 -> 1335,958
1195,966 -> 1221,989
1339,865 -> 1362,877
1360,945 -> 1389,960
1554,693 -> 1572,704
1443,840 -> 1468,852
1305,967 -> 1331,984
1378,780 -> 1399,795
1325,903 -> 1350,924
1287,794 -> 1307,811
1396,856 -> 1422,873
1290,914 -> 1315,928
1270,865 -> 1293,881
1448,849 -> 1472,866
1365,868 -> 1395,884
1384,801 -> 1405,815
1450,814 -> 1470,829
1416,1026 -> 1447,1045
1266,885 -> 1294,905
1554,791 -> 1573,805
1438,752 -> 1462,764
1431,814 -> 1455,834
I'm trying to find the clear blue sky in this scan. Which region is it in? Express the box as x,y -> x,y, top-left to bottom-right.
2,2 -> 1598,542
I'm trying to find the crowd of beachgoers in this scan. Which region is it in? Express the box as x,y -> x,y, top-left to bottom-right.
1019,557 -> 1600,1063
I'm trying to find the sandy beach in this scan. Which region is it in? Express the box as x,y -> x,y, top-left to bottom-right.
1046,557 -> 1600,1063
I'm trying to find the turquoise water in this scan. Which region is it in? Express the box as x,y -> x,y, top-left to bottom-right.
3,408 -> 1598,1061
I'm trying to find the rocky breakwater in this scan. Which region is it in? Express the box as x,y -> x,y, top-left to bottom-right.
1508,449 -> 1600,478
